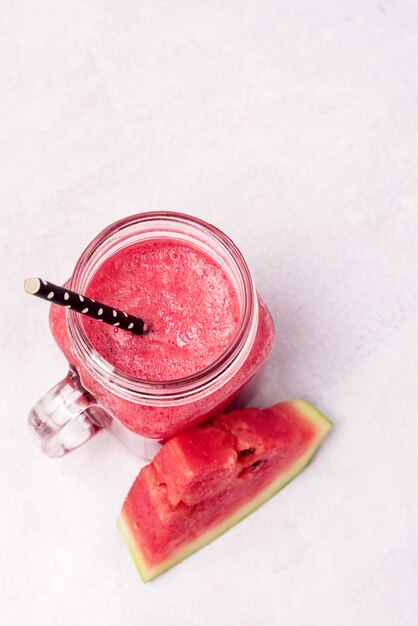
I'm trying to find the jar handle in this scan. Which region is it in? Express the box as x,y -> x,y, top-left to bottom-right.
28,369 -> 111,457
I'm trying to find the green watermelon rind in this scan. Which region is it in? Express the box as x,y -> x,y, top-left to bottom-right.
117,399 -> 333,582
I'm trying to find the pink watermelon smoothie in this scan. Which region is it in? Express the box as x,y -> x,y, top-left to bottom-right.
50,239 -> 275,439
82,239 -> 241,381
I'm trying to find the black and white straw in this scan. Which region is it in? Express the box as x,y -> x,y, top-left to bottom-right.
24,277 -> 146,335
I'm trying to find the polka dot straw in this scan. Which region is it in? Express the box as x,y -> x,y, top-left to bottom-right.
24,277 -> 146,335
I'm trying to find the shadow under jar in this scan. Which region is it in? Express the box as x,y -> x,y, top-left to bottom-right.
29,212 -> 275,459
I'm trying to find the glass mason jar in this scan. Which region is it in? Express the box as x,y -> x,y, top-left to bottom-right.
29,212 -> 275,458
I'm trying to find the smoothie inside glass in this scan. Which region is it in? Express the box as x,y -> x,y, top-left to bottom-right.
82,239 -> 241,382
30,212 -> 275,458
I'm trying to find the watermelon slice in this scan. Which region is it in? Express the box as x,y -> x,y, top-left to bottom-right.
118,399 -> 332,581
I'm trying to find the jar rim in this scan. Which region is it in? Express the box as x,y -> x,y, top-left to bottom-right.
67,212 -> 258,404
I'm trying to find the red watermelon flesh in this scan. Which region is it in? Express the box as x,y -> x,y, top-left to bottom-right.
118,399 -> 332,581
153,425 -> 238,506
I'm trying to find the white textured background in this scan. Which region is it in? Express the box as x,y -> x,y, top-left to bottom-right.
1,1 -> 418,624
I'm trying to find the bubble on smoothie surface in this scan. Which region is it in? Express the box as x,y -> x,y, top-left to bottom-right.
83,239 -> 241,381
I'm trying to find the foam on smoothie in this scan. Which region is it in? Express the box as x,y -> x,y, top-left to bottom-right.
83,239 -> 240,381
